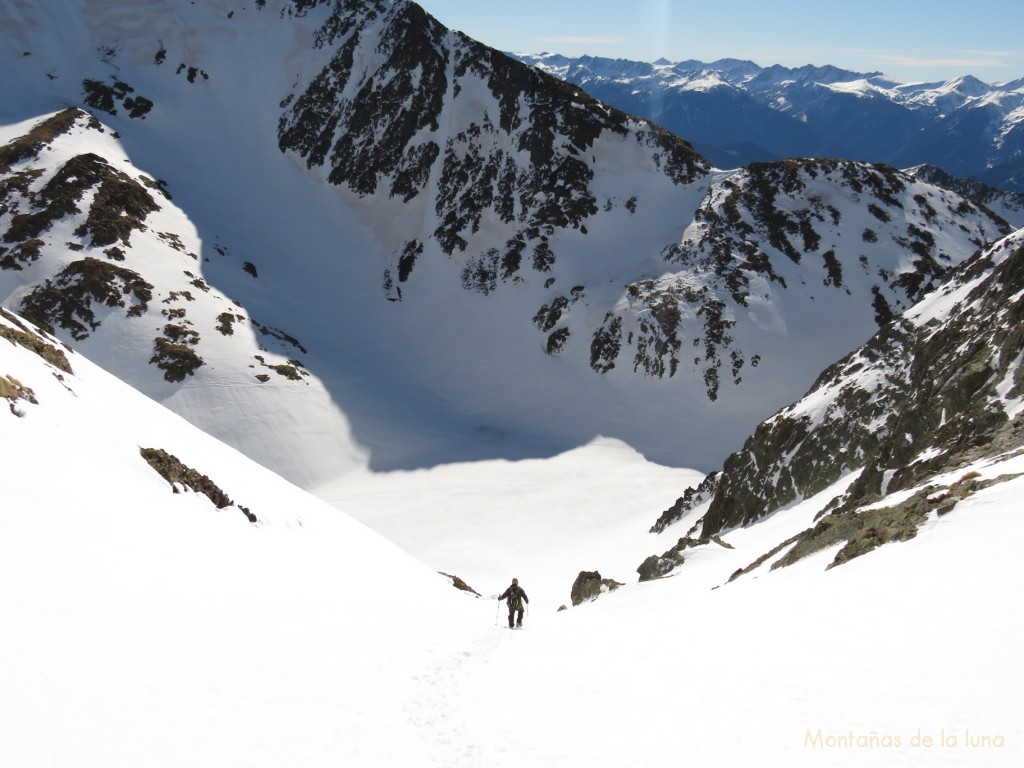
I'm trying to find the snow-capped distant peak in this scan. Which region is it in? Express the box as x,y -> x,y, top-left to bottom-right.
511,51 -> 1024,187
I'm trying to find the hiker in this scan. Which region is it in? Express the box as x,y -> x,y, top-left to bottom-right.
498,577 -> 529,628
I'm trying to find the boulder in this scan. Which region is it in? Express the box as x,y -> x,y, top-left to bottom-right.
439,572 -> 480,596
570,570 -> 623,606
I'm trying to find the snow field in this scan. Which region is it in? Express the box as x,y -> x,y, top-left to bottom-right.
3,309 -> 1022,766
1,2 -> 1022,764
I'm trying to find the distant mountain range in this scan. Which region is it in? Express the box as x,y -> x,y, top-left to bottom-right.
513,54 -> 1024,192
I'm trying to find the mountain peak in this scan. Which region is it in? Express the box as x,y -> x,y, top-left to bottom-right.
0,0 -> 1017,486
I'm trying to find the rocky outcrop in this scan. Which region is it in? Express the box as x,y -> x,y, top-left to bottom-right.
637,551 -> 684,582
439,572 -> 480,596
140,447 -> 256,523
20,258 -> 154,341
4,150 -> 159,249
637,535 -> 735,580
719,230 -> 1022,535
570,570 -> 623,605
593,158 -> 1009,399
278,0 -> 708,295
907,164 -> 1024,228
646,228 -> 1024,572
0,306 -> 72,374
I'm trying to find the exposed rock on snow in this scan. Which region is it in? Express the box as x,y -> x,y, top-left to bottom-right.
906,163 -> 1024,228
570,570 -> 623,605
440,572 -> 481,596
140,446 -> 257,523
0,305 -> 72,373
647,228 -> 1024,574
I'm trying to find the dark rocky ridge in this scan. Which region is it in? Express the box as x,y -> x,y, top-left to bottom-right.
647,228 -> 1024,572
906,164 -> 1024,228
279,0 -> 707,274
276,4 -> 1009,400
605,158 -> 1010,398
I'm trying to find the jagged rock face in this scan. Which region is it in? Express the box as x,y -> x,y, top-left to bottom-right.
678,159 -> 1003,311
273,1 -> 1016,419
608,158 -> 1009,400
906,164 -> 1024,229
0,108 -> 310,379
278,0 -> 448,199
837,232 -> 1024,507
278,0 -> 707,287
280,12 -> 1009,417
656,228 -> 1024,538
0,106 -> 342,486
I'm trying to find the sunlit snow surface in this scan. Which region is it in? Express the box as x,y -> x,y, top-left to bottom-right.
1,2 -> 1021,764
2,312 -> 1021,767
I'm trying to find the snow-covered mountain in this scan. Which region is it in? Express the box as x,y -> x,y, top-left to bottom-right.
514,53 -> 1024,191
643,226 -> 1024,583
3,5 -> 1023,759
1,0 -> 1013,487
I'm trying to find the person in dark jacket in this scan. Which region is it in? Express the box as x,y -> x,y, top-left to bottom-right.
498,578 -> 529,628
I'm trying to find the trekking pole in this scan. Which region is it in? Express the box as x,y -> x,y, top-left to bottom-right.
494,596 -> 500,626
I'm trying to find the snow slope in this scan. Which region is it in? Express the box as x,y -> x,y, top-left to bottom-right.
4,306 -> 1022,766
0,306 -> 482,764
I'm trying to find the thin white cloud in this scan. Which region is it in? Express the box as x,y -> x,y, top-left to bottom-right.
961,49 -> 1022,58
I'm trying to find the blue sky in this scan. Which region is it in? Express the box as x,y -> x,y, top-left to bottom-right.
416,0 -> 1024,84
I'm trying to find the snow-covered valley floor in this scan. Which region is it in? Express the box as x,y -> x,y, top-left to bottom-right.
2,312 -> 1021,766
327,448 -> 1024,767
